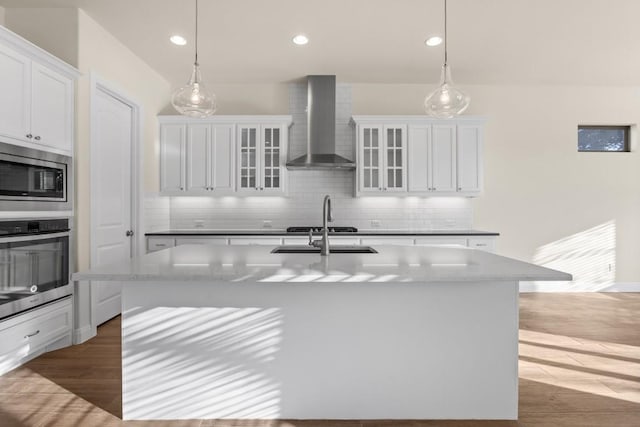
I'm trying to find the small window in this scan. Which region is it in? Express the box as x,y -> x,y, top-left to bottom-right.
578,125 -> 630,152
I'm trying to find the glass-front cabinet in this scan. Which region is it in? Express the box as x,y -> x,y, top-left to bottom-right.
159,116 -> 290,196
237,124 -> 286,194
358,124 -> 407,193
352,116 -> 484,197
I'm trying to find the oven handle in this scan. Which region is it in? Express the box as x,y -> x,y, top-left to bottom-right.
0,231 -> 70,244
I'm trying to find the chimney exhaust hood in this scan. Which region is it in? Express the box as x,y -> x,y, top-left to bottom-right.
286,75 -> 356,170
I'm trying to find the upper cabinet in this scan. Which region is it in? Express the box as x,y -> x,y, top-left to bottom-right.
237,124 -> 287,195
352,116 -> 484,197
0,27 -> 78,155
159,116 -> 291,196
357,125 -> 407,194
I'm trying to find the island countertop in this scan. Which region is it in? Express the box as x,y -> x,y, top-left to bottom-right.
72,244 -> 571,283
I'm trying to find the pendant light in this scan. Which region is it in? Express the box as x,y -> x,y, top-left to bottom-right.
171,0 -> 217,117
424,0 -> 469,118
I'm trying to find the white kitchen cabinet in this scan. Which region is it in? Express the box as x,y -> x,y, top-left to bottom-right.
360,237 -> 415,246
353,116 -> 484,197
161,123 -> 235,195
0,297 -> 72,376
160,124 -> 186,193
0,27 -> 78,155
237,124 -> 288,195
147,237 -> 176,252
357,124 -> 407,194
407,124 -> 456,193
159,116 -> 291,196
175,237 -> 228,246
228,237 -> 283,246
467,237 -> 496,253
457,124 -> 483,194
430,124 -> 458,193
414,237 -> 468,247
185,124 -> 235,194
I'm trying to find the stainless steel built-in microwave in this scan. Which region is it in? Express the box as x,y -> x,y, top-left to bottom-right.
0,142 -> 72,211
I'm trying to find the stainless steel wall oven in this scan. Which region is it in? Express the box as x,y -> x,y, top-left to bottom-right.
0,219 -> 71,320
0,141 -> 72,211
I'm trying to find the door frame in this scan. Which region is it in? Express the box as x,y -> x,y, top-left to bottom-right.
88,73 -> 143,331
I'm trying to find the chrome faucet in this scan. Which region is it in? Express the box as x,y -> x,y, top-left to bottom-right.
309,195 -> 333,256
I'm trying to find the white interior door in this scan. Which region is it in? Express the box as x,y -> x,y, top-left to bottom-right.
91,87 -> 133,326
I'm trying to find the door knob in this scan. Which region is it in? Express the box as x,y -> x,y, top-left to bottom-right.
126,230 -> 134,237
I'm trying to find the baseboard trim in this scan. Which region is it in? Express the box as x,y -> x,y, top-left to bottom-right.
73,324 -> 97,344
519,282 -> 640,292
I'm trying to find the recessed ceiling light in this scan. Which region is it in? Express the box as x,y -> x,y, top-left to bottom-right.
292,34 -> 309,45
425,36 -> 443,47
170,35 -> 187,46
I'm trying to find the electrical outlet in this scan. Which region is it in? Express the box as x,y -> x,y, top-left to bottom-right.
194,220 -> 204,228
262,220 -> 273,229
370,220 -> 381,228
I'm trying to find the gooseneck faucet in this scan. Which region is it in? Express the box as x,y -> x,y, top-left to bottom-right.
309,195 -> 333,255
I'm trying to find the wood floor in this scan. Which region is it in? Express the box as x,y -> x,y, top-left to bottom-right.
0,293 -> 638,426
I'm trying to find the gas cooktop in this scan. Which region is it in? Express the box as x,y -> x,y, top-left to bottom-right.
286,226 -> 358,233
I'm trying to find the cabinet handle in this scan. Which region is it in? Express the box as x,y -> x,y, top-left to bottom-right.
458,187 -> 462,191
475,243 -> 487,247
378,187 -> 382,191
180,187 -> 184,190
155,244 -> 167,247
26,134 -> 33,139
24,330 -> 40,339
126,230 -> 135,237
260,187 -> 264,191
34,136 -> 41,141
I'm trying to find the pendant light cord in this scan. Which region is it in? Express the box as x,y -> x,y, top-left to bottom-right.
444,0 -> 448,66
194,0 -> 199,66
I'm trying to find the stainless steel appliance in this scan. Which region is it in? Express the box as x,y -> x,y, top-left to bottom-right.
0,141 -> 72,211
0,219 -> 71,320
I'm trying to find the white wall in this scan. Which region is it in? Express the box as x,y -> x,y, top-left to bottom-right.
351,83 -> 640,286
165,81 -> 640,288
0,7 -> 5,26
3,8 -> 78,67
73,10 -> 171,334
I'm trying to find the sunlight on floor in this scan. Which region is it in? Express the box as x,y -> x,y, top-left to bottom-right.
533,221 -> 616,290
519,329 -> 640,404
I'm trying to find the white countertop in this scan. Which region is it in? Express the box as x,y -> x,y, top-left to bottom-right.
72,244 -> 571,283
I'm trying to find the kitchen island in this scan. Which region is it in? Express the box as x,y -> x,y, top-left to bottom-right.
73,244 -> 570,421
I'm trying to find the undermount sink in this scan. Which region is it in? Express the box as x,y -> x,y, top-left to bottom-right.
271,245 -> 378,254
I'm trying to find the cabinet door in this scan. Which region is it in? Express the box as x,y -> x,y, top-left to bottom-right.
431,124 -> 457,192
261,126 -> 283,193
211,125 -> 235,193
147,238 -> 176,253
30,63 -> 73,152
457,124 -> 482,193
0,43 -> 31,142
407,125 -> 430,192
383,125 -> 407,192
359,126 -> 383,192
160,124 -> 186,192
237,126 -> 260,193
186,124 -> 210,193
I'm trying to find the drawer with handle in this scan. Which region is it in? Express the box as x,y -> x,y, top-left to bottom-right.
147,238 -> 176,253
467,237 -> 496,253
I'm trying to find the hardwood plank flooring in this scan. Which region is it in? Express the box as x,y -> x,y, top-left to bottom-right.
0,293 -> 638,426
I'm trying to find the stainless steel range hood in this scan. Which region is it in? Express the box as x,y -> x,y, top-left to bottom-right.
286,75 -> 356,170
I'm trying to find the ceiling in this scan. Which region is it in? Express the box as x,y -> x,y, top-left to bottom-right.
1,0 -> 639,88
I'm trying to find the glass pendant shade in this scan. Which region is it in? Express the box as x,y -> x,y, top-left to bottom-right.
424,63 -> 469,118
172,63 -> 217,118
